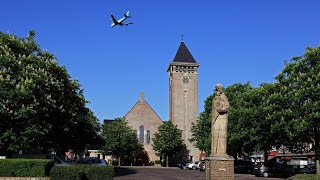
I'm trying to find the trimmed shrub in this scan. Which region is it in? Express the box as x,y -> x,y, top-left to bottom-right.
50,165 -> 86,180
86,166 -> 114,180
50,165 -> 114,180
287,174 -> 320,180
0,159 -> 54,177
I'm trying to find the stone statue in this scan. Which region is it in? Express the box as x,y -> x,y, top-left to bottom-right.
211,84 -> 230,157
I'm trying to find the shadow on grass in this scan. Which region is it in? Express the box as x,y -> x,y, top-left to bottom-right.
114,167 -> 138,177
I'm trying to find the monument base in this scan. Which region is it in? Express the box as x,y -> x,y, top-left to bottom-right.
205,156 -> 234,180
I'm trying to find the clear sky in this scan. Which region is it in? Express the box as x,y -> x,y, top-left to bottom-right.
1,1 -> 320,123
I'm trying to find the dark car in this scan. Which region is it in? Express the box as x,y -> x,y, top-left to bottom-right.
299,165 -> 316,174
46,154 -> 75,166
177,160 -> 190,169
234,160 -> 254,174
253,162 -> 295,178
77,157 -> 108,165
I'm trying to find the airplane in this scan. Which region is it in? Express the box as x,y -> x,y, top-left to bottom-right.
111,11 -> 134,27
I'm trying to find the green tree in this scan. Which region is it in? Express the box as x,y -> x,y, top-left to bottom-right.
227,83 -> 282,161
275,46 -> 320,174
101,117 -> 143,166
225,83 -> 256,159
0,31 -> 101,155
190,94 -> 213,155
152,121 -> 184,167
238,83 -> 277,160
191,83 -> 256,157
191,83 -> 281,160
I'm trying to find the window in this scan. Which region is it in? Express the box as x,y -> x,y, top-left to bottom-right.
146,130 -> 151,144
139,125 -> 144,143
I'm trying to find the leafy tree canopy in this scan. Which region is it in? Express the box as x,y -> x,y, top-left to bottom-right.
0,31 -> 101,155
152,121 -> 184,166
275,46 -> 320,154
101,117 -> 143,166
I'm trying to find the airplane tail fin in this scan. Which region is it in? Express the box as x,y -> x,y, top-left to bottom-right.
124,11 -> 131,18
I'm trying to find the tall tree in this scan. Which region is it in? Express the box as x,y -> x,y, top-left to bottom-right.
101,117 -> 143,166
225,83 -> 256,159
0,31 -> 101,155
239,83 -> 277,160
152,121 -> 184,167
275,46 -> 320,173
190,94 -> 213,155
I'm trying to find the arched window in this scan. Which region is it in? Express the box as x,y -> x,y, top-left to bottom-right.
139,125 -> 144,144
146,130 -> 151,144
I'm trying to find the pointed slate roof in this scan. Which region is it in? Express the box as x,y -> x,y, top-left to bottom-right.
173,41 -> 197,63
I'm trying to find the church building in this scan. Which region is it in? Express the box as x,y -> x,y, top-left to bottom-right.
125,93 -> 163,162
123,40 -> 200,163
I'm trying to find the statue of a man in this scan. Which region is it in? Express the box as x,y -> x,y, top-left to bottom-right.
211,84 -> 230,157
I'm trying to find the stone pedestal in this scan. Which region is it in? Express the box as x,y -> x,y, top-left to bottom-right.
206,156 -> 234,180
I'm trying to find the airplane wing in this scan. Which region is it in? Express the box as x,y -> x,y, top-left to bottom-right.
110,14 -> 118,23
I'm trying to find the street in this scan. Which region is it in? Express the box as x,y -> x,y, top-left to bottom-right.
114,167 -> 284,180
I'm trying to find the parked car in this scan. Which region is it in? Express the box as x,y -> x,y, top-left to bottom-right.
77,157 -> 108,165
198,161 -> 206,171
299,165 -> 316,174
234,160 -> 254,174
253,162 -> 295,178
177,160 -> 190,169
186,161 -> 200,170
46,154 -> 75,166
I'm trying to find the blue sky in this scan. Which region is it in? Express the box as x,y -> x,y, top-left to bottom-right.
1,1 -> 320,122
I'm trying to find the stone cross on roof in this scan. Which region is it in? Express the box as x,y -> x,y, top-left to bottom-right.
140,92 -> 145,101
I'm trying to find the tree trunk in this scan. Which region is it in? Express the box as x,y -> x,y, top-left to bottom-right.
166,155 -> 169,167
118,156 -> 121,167
317,160 -> 320,175
264,149 -> 268,162
314,126 -> 320,175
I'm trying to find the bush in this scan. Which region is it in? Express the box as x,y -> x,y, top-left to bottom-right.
50,165 -> 86,180
86,166 -> 114,180
0,159 -> 54,177
50,165 -> 114,180
287,174 -> 320,180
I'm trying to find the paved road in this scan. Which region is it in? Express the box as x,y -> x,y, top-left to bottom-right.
114,167 -> 284,180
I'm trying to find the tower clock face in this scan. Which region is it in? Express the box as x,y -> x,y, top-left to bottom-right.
182,76 -> 190,84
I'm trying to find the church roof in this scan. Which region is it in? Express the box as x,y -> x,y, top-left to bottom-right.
124,93 -> 163,125
173,41 -> 197,63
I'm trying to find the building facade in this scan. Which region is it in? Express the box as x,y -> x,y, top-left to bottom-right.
168,41 -> 200,161
125,93 -> 163,162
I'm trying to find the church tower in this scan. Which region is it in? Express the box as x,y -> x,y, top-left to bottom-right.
168,40 -> 200,161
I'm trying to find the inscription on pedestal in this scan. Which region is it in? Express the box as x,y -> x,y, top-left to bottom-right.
206,157 -> 234,180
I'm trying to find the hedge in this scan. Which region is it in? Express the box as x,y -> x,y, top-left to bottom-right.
287,174 -> 320,180
0,159 -> 54,177
86,166 -> 114,180
50,165 -> 114,180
